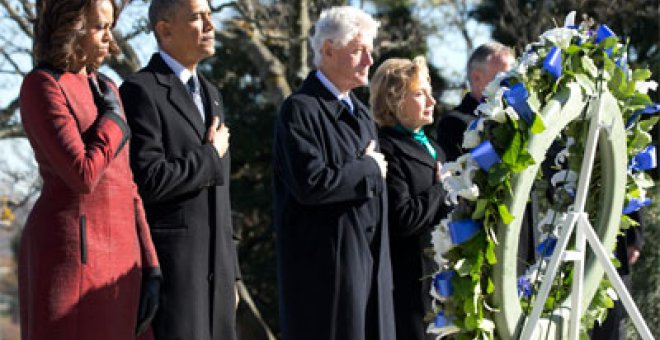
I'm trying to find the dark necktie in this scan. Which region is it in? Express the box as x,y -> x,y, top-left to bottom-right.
340,98 -> 354,115
187,76 -> 205,122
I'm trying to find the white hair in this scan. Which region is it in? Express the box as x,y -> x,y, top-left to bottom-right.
310,6 -> 380,67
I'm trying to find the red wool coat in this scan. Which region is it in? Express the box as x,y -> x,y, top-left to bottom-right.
18,66 -> 160,340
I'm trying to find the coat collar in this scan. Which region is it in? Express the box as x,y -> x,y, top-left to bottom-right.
147,53 -> 206,140
455,92 -> 480,115
379,126 -> 445,167
298,71 -> 369,121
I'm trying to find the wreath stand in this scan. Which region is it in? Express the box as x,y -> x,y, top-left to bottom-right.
518,89 -> 654,340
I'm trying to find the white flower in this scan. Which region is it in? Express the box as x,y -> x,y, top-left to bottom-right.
476,100 -> 506,123
541,27 -> 578,50
462,129 -> 481,149
504,106 -> 519,121
482,72 -> 510,99
431,221 -> 453,264
554,137 -> 575,167
513,51 -> 539,75
635,80 -> 658,94
551,170 -> 578,189
442,155 -> 480,204
564,11 -> 576,28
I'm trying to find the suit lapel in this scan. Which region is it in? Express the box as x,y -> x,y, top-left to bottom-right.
199,75 -> 224,124
149,54 -> 205,140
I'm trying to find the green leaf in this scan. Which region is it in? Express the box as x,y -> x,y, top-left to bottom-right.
464,296 -> 477,314
630,130 -> 652,150
465,315 -> 478,330
485,241 -> 497,265
627,92 -> 652,108
486,277 -> 495,293
497,204 -> 514,224
502,131 -> 522,166
601,36 -> 618,50
472,199 -> 488,219
530,114 -> 545,134
565,45 -> 582,54
639,116 -> 660,133
632,68 -> 652,81
581,55 -> 598,78
487,164 -> 509,187
608,66 -> 625,97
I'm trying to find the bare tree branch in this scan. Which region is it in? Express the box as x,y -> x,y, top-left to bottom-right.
107,30 -> 141,79
0,125 -> 25,139
0,0 -> 33,37
218,24 -> 291,104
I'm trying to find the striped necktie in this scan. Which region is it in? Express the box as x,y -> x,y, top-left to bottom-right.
187,76 -> 205,122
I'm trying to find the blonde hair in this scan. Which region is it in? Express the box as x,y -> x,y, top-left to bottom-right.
370,56 -> 430,127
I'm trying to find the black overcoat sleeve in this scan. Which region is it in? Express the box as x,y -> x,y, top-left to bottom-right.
119,80 -> 225,203
275,97 -> 383,205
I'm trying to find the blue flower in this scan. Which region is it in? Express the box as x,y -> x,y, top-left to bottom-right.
543,47 -> 562,79
503,83 -> 535,123
517,276 -> 533,298
625,103 -> 660,128
594,25 -> 616,43
448,219 -> 482,245
433,271 -> 455,298
469,141 -> 501,171
630,146 -> 657,171
623,198 -> 652,214
535,236 -> 558,258
434,311 -> 452,328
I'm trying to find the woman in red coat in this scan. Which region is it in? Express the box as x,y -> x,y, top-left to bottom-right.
18,1 -> 161,339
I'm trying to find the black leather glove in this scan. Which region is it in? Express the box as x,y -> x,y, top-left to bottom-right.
88,75 -> 130,157
136,272 -> 161,336
89,75 -> 123,117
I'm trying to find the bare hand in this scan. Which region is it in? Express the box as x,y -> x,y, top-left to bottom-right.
365,140 -> 387,178
435,161 -> 446,182
205,116 -> 220,142
206,117 -> 230,157
235,285 -> 240,310
628,245 -> 640,265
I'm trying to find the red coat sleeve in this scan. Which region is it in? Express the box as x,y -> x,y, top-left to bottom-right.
134,190 -> 161,272
20,70 -> 129,194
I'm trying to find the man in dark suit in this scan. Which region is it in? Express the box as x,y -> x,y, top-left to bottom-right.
119,0 -> 239,339
272,6 -> 395,340
435,42 -> 514,162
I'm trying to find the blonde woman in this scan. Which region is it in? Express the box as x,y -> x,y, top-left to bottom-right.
371,57 -> 449,340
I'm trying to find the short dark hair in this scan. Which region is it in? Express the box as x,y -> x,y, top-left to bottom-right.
466,42 -> 513,86
149,0 -> 187,43
34,0 -> 125,72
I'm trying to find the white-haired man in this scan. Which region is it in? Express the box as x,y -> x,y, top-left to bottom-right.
272,6 -> 395,340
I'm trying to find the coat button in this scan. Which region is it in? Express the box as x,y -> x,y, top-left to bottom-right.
208,272 -> 214,282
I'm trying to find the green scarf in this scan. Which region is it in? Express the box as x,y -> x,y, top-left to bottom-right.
393,124 -> 437,160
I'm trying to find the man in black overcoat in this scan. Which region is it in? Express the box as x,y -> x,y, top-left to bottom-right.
272,6 -> 395,340
435,42 -> 514,162
119,0 -> 240,339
